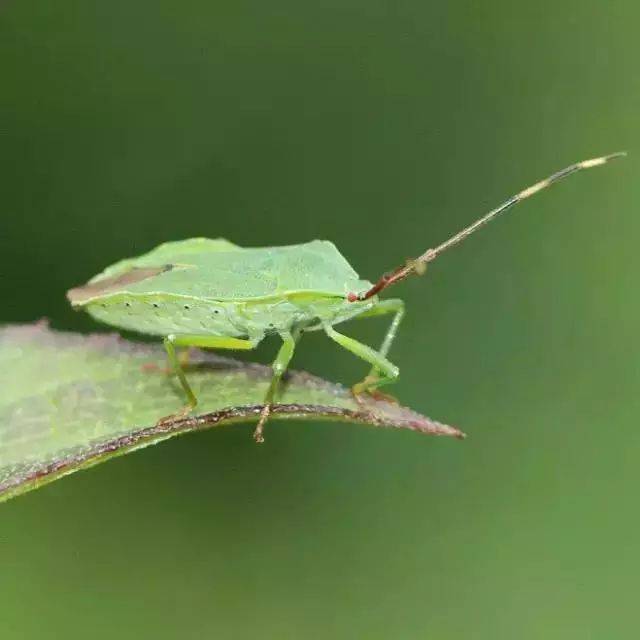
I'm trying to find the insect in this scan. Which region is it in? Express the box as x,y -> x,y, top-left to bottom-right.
67,153 -> 623,442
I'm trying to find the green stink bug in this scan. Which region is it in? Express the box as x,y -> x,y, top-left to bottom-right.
67,153 -> 623,442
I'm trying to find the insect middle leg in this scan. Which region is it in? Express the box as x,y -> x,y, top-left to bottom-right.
253,330 -> 299,443
160,333 -> 258,424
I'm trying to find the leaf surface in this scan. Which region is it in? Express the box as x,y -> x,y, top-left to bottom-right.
0,322 -> 464,502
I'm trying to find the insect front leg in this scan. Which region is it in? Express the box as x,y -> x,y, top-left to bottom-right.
323,322 -> 399,396
158,333 -> 258,425
254,330 -> 299,443
339,298 -> 405,396
355,298 -> 405,378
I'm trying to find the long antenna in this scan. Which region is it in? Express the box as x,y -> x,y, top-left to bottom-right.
348,152 -> 626,302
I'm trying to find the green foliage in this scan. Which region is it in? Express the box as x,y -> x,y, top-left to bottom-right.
0,322 -> 463,502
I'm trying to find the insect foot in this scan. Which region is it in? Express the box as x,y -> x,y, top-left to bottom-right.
156,404 -> 194,427
253,404 -> 271,443
351,376 -> 400,405
351,375 -> 380,396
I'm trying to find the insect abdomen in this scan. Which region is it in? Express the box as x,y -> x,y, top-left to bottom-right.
84,295 -> 245,338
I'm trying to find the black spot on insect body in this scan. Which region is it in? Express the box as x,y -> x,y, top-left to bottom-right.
125,302 -> 131,307
153,303 -> 159,308
266,322 -> 278,334
184,305 -> 190,310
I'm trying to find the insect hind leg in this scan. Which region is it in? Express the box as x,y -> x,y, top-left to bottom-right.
157,333 -> 259,426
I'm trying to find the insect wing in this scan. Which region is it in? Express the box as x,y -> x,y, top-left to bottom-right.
89,238 -> 240,283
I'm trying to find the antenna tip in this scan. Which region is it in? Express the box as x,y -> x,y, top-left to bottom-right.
603,151 -> 627,162
580,151 -> 627,169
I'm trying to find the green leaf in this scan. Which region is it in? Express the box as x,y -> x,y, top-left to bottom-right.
0,322 -> 465,502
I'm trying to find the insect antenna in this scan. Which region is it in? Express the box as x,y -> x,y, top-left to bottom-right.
348,152 -> 626,302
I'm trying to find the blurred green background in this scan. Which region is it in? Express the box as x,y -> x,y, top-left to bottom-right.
1,1 -> 637,638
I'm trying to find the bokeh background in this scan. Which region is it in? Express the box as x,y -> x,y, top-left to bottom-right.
1,1 -> 638,638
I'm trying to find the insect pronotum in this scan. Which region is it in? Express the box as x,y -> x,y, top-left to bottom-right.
67,152 -> 624,442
